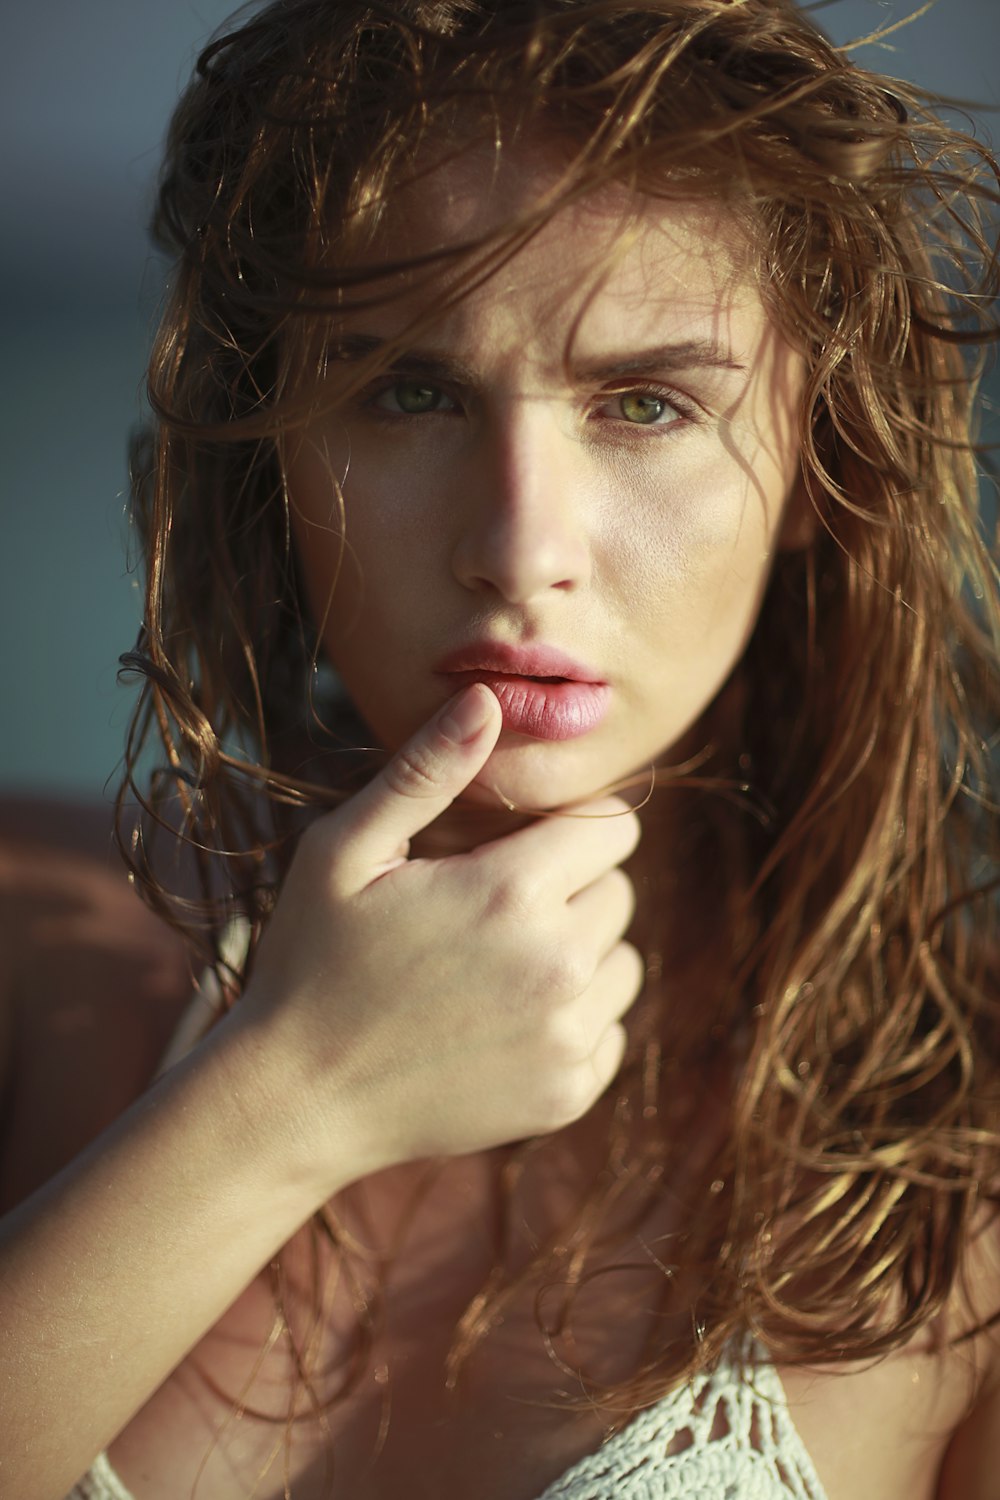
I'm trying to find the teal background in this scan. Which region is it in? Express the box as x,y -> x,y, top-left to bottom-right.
1,0 -> 997,802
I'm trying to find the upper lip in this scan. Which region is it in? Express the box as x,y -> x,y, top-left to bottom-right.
435,640 -> 604,684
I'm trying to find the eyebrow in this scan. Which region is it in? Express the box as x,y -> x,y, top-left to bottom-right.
328,333 -> 748,385
329,335 -> 478,387
572,341 -> 748,381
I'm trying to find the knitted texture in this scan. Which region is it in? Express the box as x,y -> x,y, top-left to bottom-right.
536,1342 -> 828,1500
66,1452 -> 136,1500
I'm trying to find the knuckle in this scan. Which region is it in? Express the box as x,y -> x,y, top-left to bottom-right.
604,942 -> 645,1010
613,811 -> 642,863
586,799 -> 640,847
542,1009 -> 590,1069
584,795 -> 631,819
538,946 -> 589,1003
531,1070 -> 594,1133
382,745 -> 441,799
484,868 -> 541,925
599,1024 -> 628,1083
608,866 -> 636,917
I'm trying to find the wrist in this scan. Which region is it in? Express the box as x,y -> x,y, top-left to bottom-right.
207,1003 -> 386,1208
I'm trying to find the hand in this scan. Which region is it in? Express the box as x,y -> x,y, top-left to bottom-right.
233,684 -> 644,1195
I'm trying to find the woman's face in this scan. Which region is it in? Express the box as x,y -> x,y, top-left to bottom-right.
287,148 -> 806,810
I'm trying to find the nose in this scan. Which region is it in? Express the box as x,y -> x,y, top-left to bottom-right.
451,401 -> 592,603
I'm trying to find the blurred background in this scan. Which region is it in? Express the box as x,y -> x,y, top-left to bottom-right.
1,0 -> 998,805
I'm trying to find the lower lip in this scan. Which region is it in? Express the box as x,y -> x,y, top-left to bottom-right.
440,672 -> 610,741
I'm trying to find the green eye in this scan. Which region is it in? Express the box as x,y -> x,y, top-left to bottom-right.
619,391 -> 670,425
379,379 -> 450,414
396,380 -> 439,413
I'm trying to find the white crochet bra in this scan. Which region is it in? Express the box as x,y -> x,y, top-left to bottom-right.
534,1342 -> 828,1499
67,1340 -> 829,1500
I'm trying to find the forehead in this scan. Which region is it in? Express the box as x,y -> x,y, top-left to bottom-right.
347,138 -> 767,365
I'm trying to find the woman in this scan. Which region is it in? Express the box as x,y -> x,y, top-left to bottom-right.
1,1 -> 997,1496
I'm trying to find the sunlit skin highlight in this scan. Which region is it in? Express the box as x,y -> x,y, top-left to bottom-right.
287,148 -> 808,816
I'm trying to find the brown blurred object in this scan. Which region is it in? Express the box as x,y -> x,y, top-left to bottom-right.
0,796 -> 193,1212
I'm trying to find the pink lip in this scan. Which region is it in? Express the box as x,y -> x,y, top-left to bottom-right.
435,642 -> 610,741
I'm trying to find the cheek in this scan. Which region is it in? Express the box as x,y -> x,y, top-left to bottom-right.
610,438 -> 786,650
288,441 -> 413,641
291,508 -> 360,645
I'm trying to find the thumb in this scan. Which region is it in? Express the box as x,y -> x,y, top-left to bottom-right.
332,684 -> 503,887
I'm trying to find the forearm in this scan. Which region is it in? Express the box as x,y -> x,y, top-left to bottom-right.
0,689 -> 643,1498
0,1018 -> 347,1500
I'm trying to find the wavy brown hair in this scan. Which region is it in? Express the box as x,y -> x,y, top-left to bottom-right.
118,0 -> 1000,1454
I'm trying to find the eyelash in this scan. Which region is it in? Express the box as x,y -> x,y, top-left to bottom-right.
361,376 -> 702,434
591,384 -> 700,433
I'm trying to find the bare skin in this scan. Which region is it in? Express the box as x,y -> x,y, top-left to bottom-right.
0,691 -> 645,1499
1,806 -> 997,1500
1,158 -> 997,1500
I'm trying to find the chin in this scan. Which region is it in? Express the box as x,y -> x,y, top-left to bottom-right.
466,739 -> 644,813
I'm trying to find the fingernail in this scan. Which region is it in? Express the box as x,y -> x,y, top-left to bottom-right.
439,685 -> 491,744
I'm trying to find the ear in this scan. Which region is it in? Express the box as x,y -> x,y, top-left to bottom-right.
777,468 -> 818,552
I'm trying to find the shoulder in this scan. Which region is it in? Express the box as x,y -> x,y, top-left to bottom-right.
934,1209 -> 1000,1499
936,1367 -> 1000,1499
780,1207 -> 1000,1500
0,796 -> 193,1211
